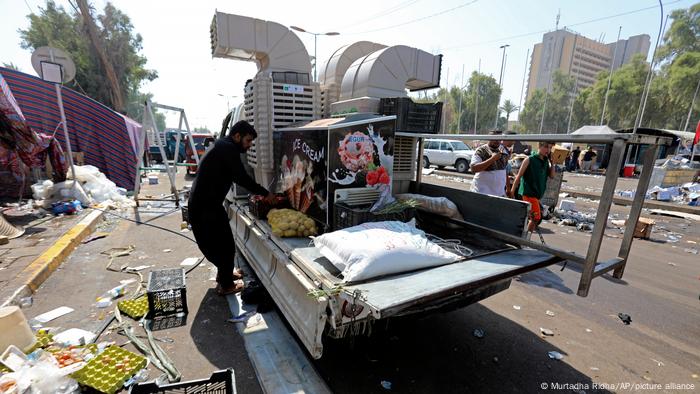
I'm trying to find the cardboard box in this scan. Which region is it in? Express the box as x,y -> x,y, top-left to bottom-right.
551,145 -> 569,165
633,217 -> 655,239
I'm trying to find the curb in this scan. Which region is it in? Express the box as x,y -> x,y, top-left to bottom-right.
1,209 -> 104,308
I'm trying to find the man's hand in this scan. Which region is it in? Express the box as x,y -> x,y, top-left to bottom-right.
263,192 -> 276,204
507,189 -> 515,198
490,151 -> 502,161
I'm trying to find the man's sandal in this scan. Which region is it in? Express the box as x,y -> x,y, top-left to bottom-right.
216,279 -> 245,296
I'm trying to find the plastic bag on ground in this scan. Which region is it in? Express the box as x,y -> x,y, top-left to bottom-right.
313,219 -> 462,282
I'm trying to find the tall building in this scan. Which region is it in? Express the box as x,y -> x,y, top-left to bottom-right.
526,29 -> 650,101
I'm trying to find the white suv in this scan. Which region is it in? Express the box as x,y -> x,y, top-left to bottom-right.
423,139 -> 475,173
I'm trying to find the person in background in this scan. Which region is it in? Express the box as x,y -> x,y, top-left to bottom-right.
470,130 -> 510,197
188,118 -> 275,295
569,146 -> 581,171
503,131 -> 517,195
580,146 -> 597,172
509,141 -> 556,233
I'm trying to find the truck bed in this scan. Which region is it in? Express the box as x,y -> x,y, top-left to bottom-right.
229,199 -> 562,359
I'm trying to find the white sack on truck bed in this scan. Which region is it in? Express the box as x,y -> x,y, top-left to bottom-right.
312,219 -> 462,282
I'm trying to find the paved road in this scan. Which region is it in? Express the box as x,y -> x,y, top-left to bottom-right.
14,171 -> 699,393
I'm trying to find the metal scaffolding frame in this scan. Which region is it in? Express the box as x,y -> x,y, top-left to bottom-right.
403,131 -> 673,297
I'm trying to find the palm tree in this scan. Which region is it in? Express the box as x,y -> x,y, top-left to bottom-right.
499,99 -> 520,126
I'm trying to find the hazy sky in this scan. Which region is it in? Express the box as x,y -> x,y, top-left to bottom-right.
1,0 -> 694,131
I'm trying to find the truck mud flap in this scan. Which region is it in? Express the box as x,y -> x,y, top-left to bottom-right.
230,210 -> 328,359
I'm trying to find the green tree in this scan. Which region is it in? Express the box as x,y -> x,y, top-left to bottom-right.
2,62 -> 21,70
656,3 -> 700,63
19,0 -> 157,118
499,99 -> 519,124
519,71 -> 575,133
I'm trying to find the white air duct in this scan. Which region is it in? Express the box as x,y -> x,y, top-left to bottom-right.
339,45 -> 442,100
319,41 -> 386,117
210,12 -> 311,74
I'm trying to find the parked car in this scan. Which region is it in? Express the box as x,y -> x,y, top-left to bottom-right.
423,139 -> 475,173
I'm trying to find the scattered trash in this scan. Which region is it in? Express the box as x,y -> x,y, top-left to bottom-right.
576,223 -> 593,232
668,262 -> 677,267
590,367 -> 599,371
512,305 -> 521,310
585,328 -> 592,333
227,311 -> 256,324
545,310 -> 556,317
19,296 -> 33,308
643,375 -> 652,381
82,232 -> 109,244
163,249 -> 172,253
492,356 -> 499,364
560,218 -> 577,226
34,306 -> 74,323
51,200 -> 83,215
96,283 -> 129,307
180,257 -> 199,267
472,328 -> 485,339
611,219 -> 626,227
540,328 -> 554,336
53,328 -> 96,346
618,313 -> 632,325
547,351 -> 564,360
684,248 -> 699,255
651,358 -> 665,367
692,373 -> 698,379
380,380 -> 392,390
126,265 -> 152,272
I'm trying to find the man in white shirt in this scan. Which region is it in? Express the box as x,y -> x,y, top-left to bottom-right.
470,130 -> 510,197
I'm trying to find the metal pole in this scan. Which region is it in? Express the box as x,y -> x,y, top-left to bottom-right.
313,34 -> 318,82
494,45 -> 509,128
566,35 -> 580,133
457,64 -> 464,132
639,14 -> 669,130
577,138 -> 625,297
55,85 -> 78,190
601,26 -> 622,125
683,79 -> 700,132
634,3 -> 665,133
474,59 -> 480,133
443,67 -> 449,134
517,48 -> 529,123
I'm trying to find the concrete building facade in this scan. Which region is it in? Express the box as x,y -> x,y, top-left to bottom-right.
526,29 -> 650,101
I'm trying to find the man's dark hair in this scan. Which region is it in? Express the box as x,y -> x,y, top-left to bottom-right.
539,141 -> 554,147
228,120 -> 257,139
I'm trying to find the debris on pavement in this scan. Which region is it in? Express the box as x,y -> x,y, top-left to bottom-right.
547,351 -> 564,360
472,328 -> 485,339
539,328 -> 554,337
180,257 -> 200,266
380,380 -> 393,390
82,232 -> 109,244
585,328 -> 592,333
53,328 -> 96,346
545,310 -> 556,317
163,249 -> 172,253
651,358 -> 665,367
513,305 -> 521,310
684,248 -> 699,254
618,313 -> 632,325
34,307 -> 74,323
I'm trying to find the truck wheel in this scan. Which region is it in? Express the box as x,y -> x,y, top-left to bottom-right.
455,159 -> 469,173
423,156 -> 430,169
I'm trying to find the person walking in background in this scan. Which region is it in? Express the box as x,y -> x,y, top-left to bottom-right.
509,141 -> 556,233
569,146 -> 581,171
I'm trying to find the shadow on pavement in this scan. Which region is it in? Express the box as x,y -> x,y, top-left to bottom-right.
315,304 -> 610,394
516,267 -> 574,294
189,288 -> 263,394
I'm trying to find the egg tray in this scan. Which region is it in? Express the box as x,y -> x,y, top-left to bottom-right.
25,330 -> 55,353
72,345 -> 146,394
118,295 -> 149,319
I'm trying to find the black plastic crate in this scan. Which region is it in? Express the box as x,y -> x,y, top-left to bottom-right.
378,97 -> 443,134
147,313 -> 187,331
334,202 -> 416,230
130,368 -> 235,394
146,268 -> 187,318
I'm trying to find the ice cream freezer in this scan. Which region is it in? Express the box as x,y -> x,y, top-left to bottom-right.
274,114 -> 397,229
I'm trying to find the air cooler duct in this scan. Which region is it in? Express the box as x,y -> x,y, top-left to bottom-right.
319,41 -> 386,117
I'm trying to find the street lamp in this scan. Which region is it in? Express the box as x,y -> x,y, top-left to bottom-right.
217,93 -> 237,112
494,44 -> 510,129
290,26 -> 340,82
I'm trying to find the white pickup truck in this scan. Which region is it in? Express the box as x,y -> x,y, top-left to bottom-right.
225,126 -> 670,359
423,138 -> 475,173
